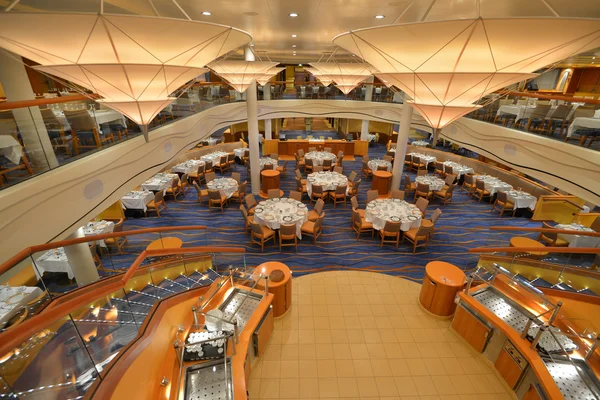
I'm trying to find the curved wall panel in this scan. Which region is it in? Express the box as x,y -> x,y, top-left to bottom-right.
440,118 -> 600,205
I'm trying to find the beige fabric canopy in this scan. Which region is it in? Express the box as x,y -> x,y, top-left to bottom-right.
209,61 -> 280,92
256,67 -> 286,86
309,63 -> 373,95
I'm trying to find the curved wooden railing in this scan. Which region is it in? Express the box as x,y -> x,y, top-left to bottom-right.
469,246 -> 600,254
506,91 -> 600,105
488,225 -> 600,237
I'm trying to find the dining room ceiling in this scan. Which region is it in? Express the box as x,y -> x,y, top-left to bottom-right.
1,0 -> 600,65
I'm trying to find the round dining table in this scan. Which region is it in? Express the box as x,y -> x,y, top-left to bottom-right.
207,177 -> 239,199
364,198 -> 422,231
306,171 -> 348,196
416,175 -> 445,191
367,159 -> 392,172
253,198 -> 309,238
304,151 -> 337,166
260,157 -> 278,170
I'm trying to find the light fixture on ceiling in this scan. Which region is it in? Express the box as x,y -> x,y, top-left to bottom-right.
202,11 -> 212,16
291,34 -> 297,38
292,45 -> 297,48
209,61 -> 280,92
289,13 -> 298,17
250,44 -> 255,47
309,62 -> 373,95
299,64 -> 303,66
375,15 -> 385,19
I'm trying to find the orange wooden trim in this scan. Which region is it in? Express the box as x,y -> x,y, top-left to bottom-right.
489,226 -> 600,237
121,252 -> 148,283
538,195 -> 585,210
469,246 -> 600,254
506,91 -> 600,105
458,291 -> 564,400
144,246 -> 245,256
540,288 -> 600,305
0,94 -> 99,111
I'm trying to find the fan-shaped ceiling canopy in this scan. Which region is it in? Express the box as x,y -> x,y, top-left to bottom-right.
0,12 -> 252,127
256,67 -> 286,86
309,63 -> 373,95
209,60 -> 280,92
304,67 -> 333,86
334,17 -> 600,127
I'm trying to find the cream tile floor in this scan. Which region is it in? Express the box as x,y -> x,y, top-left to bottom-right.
248,271 -> 515,400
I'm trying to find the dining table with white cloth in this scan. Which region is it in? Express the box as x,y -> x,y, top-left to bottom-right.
171,159 -> 205,175
0,285 -> 44,328
409,152 -> 437,167
253,198 -> 309,239
233,148 -> 247,158
442,161 -> 474,178
306,171 -> 349,196
53,109 -> 127,132
416,175 -> 445,191
82,220 -> 115,248
365,199 -> 422,231
35,248 -> 74,279
505,190 -> 537,210
260,157 -> 279,170
554,223 -> 600,248
496,104 -> 579,123
141,173 -> 179,194
411,140 -> 429,147
207,177 -> 238,199
368,159 -> 392,172
567,116 -> 600,137
0,135 -> 23,164
476,175 -> 512,195
200,151 -> 229,164
120,190 -> 154,212
304,151 -> 337,166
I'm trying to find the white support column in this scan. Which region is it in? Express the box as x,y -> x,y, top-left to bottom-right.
0,51 -> 59,170
391,103 -> 413,190
263,83 -> 272,140
247,79 -> 261,195
360,76 -> 374,141
63,228 -> 100,286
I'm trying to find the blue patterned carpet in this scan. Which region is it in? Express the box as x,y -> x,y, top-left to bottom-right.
112,128 -> 541,283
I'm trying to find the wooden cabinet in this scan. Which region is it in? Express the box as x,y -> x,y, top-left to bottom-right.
277,140 -> 356,156
522,383 -> 545,400
255,262 -> 292,317
451,304 -> 491,353
372,171 -> 392,196
495,347 -> 524,389
419,261 -> 466,317
253,306 -> 274,357
419,275 -> 437,310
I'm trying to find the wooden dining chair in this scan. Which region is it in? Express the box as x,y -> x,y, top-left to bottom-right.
348,171 -> 357,186
146,191 -> 167,217
208,189 -> 227,212
301,214 -> 325,244
245,193 -> 258,215
415,183 -> 432,201
324,147 -> 332,153
415,197 -> 429,216
333,166 -> 343,174
352,209 -> 374,240
205,172 -> 216,183
391,189 -> 405,200
277,161 -> 288,178
331,185 -> 347,208
462,174 -> 476,196
322,159 -> 333,171
421,208 -> 442,239
295,169 -> 306,184
240,204 -> 254,232
474,179 -> 492,203
404,154 -> 412,169
491,191 -> 516,216
349,179 -> 361,197
227,153 -> 236,170
104,219 -> 128,254
179,173 -> 190,193
310,184 -> 326,204
377,164 -> 388,172
434,162 -> 444,177
402,226 -> 432,253
536,221 -> 569,246
433,184 -> 457,205
367,189 -> 379,204
263,163 -> 274,170
193,182 -> 209,205
297,148 -> 305,158
308,147 -> 317,152
361,161 -> 373,178
379,221 -> 401,247
404,175 -> 416,197
231,181 -> 247,204
165,178 -> 183,200
64,109 -> 114,155
308,198 -> 325,221
231,172 -> 241,184
190,164 -> 205,184
289,190 -> 302,202
214,155 -> 229,173
295,153 -> 305,170
205,160 -> 214,173
305,158 -> 314,173
417,169 -> 427,176
279,224 -> 298,251
444,174 -> 456,188
89,242 -> 106,272
268,189 -> 281,199
250,222 -> 276,252
270,153 -> 279,160
351,196 -> 365,218
296,178 -> 308,197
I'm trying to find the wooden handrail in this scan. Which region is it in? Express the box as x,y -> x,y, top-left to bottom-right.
538,195 -> 585,210
0,225 -> 207,275
0,94 -> 99,111
506,91 -> 600,105
489,226 -> 600,237
469,246 -> 600,254
0,245 -> 244,356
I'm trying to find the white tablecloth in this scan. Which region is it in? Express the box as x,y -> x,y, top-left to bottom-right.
142,173 -> 178,194
234,148 -> 246,158
505,190 -> 537,210
260,157 -> 279,170
567,117 -> 600,137
411,140 -> 429,147
35,248 -> 74,279
200,151 -> 229,164
476,176 -> 512,195
306,171 -> 349,196
0,286 -> 43,328
365,199 -> 422,231
121,190 -> 154,212
498,104 -> 579,124
555,223 -> 600,248
253,198 -> 309,239
409,153 -> 437,167
207,177 -> 238,199
366,134 -> 377,143
416,175 -> 445,191
0,135 -> 22,164
82,220 -> 115,248
368,159 -> 392,172
443,161 -> 474,178
54,109 -> 127,132
305,151 -> 337,166
172,160 -> 205,175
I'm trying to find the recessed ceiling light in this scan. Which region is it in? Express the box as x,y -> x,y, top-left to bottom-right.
291,34 -> 297,38
250,44 -> 254,47
202,11 -> 211,16
289,13 -> 298,17
292,45 -> 297,48
299,64 -> 303,66
375,15 -> 385,19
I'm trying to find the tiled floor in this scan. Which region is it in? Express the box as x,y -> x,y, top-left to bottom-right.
248,271 -> 515,400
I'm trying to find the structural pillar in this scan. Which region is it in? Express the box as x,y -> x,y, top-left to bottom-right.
263,83 -> 272,140
360,76 -> 374,141
391,103 -> 413,190
63,228 -> 100,286
247,79 -> 261,195
0,51 -> 59,170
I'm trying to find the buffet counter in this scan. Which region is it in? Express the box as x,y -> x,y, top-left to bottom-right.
263,139 -> 368,157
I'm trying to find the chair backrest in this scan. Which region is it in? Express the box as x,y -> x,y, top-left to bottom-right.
348,171 -> 357,183
541,221 -> 558,240
352,209 -> 362,226
550,104 -> 570,119
64,109 -> 96,131
296,178 -> 304,191
112,219 -> 124,232
435,161 -> 443,170
313,184 -> 323,195
476,179 -> 485,190
323,159 -> 332,167
335,185 -> 347,195
243,149 -> 250,157
404,174 -> 411,186
193,182 -> 202,194
405,154 -> 412,162
295,169 -> 302,180
497,191 -> 508,203
290,190 -> 302,202
383,221 -> 401,233
219,155 -> 227,164
263,163 -> 274,170
417,169 -> 427,176
447,184 -> 457,194
391,189 -> 405,200
351,196 -> 359,210
530,104 -> 552,118
383,155 -> 393,162
337,150 -> 344,158
367,189 -> 379,203
227,153 -> 235,162
240,204 -> 248,221
250,222 -> 264,236
416,226 -> 432,237
314,198 -> 324,215
313,166 -> 323,172
208,189 -> 221,200
298,149 -> 305,157
574,106 -> 595,119
232,172 -> 241,183
416,197 -> 429,213
181,173 -> 189,184
280,224 -> 296,237
308,147 -> 317,152
171,178 -> 179,189
205,160 -> 213,170
431,208 -> 442,224
590,216 -> 600,232
416,182 -> 429,193
205,172 -> 216,182
245,193 -> 257,208
464,174 -> 474,185
40,108 -> 62,128
270,153 -> 279,160
377,164 -> 388,171
306,158 -> 314,167
445,174 -> 456,186
314,214 -> 325,231
197,164 -> 205,174
154,190 -> 164,203
448,166 -> 455,175
268,189 -> 280,199
334,166 -> 343,174
281,160 -> 288,170
352,179 -> 361,192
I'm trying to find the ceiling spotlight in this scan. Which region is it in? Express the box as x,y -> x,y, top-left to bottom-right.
375,15 -> 385,19
289,13 -> 298,17
202,11 -> 212,16
299,64 -> 303,66
291,34 -> 297,38
250,44 -> 254,47
292,45 -> 297,48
